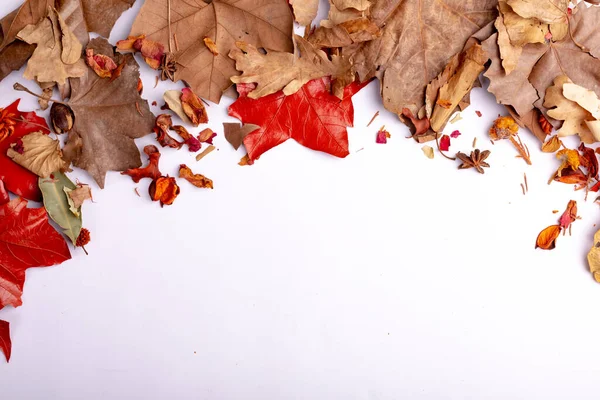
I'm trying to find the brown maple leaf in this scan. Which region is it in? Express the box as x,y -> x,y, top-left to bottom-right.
346,0 -> 497,117
64,38 -> 154,188
484,2 -> 600,137
128,0 -> 294,104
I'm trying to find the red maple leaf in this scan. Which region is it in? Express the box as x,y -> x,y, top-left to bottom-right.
0,320 -> 10,362
0,100 -> 51,201
228,77 -> 366,161
0,198 -> 71,310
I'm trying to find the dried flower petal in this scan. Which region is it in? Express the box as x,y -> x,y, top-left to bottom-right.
541,135 -> 562,153
149,176 -> 180,207
179,164 -> 214,189
535,225 -> 561,250
579,142 -> 599,180
154,114 -> 183,149
121,145 -> 162,183
376,126 -> 390,144
203,37 -> 219,56
439,135 -> 451,151
556,149 -> 581,177
558,200 -> 578,231
239,154 -> 254,166
116,35 -> 165,70
172,126 -> 201,152
198,128 -> 216,144
538,114 -> 553,135
181,88 -> 208,126
489,116 -> 519,141
401,108 -> 430,136
0,107 -> 16,143
450,130 -> 461,138
85,49 -> 117,79
422,145 -> 434,159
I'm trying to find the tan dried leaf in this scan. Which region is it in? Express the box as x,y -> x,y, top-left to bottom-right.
309,18 -> 381,48
421,145 -> 434,159
506,0 -> 568,24
17,7 -> 86,85
163,90 -> 190,124
224,122 -> 260,150
129,0 -> 294,104
541,135 -> 562,153
7,131 -> 68,178
290,0 -> 319,26
346,0 -> 497,118
587,230 -> 600,283
230,35 -> 354,99
0,0 -> 53,51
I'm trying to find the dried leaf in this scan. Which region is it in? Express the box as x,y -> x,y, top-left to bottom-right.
7,131 -> 67,178
129,0 -> 294,103
535,225 -> 561,250
422,145 -> 434,159
65,38 -> 155,188
224,123 -> 260,150
0,197 -> 71,309
121,145 -> 162,183
506,0 -> 568,24
65,184 -> 92,210
290,0 -> 319,26
149,176 -> 180,207
587,230 -> 600,283
203,37 -> 219,56
179,164 -> 213,189
230,35 -> 354,100
541,135 -> 562,153
308,17 -> 381,48
39,171 -> 82,244
163,90 -> 190,124
0,320 -> 10,363
556,149 -> 580,177
17,7 -> 86,85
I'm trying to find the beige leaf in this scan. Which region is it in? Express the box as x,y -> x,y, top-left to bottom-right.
224,122 -> 260,151
541,135 -> 562,153
230,35 -> 354,99
7,131 -> 68,178
587,230 -> 600,283
500,1 -> 548,47
290,0 -> 319,26
347,0 -> 497,118
332,0 -> 371,11
63,187 -> 80,216
506,0 -> 568,24
64,184 -> 92,216
562,83 -> 600,120
129,0 -> 293,104
17,7 -> 85,85
421,145 -> 434,159
309,17 -> 381,48
495,13 -> 522,75
544,75 -> 596,143
163,90 -> 190,125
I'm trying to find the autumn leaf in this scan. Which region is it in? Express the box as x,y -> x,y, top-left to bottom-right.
7,131 -> 68,178
535,224 -> 561,250
64,38 -> 154,188
230,35 -> 354,99
17,7 -> 86,85
229,77 -> 366,161
129,0 -> 294,103
0,320 -> 10,362
587,229 -> 600,283
0,197 -> 71,310
39,172 -> 83,244
484,3 -> 600,131
64,184 -> 92,216
309,17 -> 381,48
541,135 -> 562,153
506,0 -> 568,24
289,0 -> 319,26
346,0 -> 496,118
0,181 -> 8,206
223,123 -> 260,150
0,99 -> 51,201
179,164 -> 213,189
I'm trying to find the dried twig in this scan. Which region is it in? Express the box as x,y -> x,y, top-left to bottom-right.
472,137 -> 477,148
367,111 -> 379,127
135,101 -> 143,116
196,145 -> 216,161
167,0 -> 173,53
13,83 -> 68,106
524,172 -> 529,192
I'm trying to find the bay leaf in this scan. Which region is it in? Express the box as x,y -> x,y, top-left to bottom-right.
39,171 -> 82,244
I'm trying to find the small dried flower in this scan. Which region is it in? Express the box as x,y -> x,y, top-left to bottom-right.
0,107 -> 16,143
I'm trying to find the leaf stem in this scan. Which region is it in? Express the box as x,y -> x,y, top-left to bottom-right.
13,83 -> 68,106
436,133 -> 455,161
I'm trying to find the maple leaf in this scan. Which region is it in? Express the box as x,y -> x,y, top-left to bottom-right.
228,77 -> 366,161
0,319 -> 10,362
0,197 -> 71,310
0,99 -> 51,201
346,0 -> 497,117
483,2 -> 600,134
128,0 -> 294,103
64,38 -> 155,188
230,35 -> 355,100
7,131 -> 68,178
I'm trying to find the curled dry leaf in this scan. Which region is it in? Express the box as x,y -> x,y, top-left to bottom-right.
198,128 -> 216,144
506,0 -> 568,24
149,176 -> 180,207
17,7 -> 86,85
7,131 -> 68,178
39,171 -> 82,244
129,0 -> 293,103
541,135 -> 562,153
172,126 -> 201,152
555,149 -> 580,177
535,224 -> 561,250
579,143 -> 599,181
121,145 -> 162,183
179,164 -> 214,189
153,114 -> 183,149
163,90 -> 189,124
65,184 -> 92,212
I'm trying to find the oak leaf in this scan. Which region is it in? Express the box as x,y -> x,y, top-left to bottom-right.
17,7 -> 86,85
129,0 -> 294,103
64,38 -> 155,188
0,197 -> 71,310
228,77 -> 365,161
346,0 -> 497,118
7,132 -> 68,178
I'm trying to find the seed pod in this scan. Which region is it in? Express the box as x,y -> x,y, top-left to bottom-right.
50,103 -> 75,134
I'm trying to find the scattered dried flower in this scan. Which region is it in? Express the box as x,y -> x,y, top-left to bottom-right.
179,164 -> 214,189
197,128 -> 216,144
85,49 -> 117,79
450,130 -> 461,139
181,88 -> 208,126
439,135 -> 451,151
376,126 -> 390,144
422,145 -> 434,159
541,135 -> 562,153
402,108 -> 430,137
149,176 -> 180,207
203,37 -> 219,56
153,114 -> 183,149
489,116 -> 531,165
172,125 -> 201,152
116,35 -> 165,69
122,145 -> 162,183
536,225 -> 561,250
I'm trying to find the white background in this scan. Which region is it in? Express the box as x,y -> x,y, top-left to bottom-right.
2,1 -> 600,399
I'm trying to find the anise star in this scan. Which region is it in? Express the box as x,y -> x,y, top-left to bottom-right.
456,149 -> 491,174
160,53 -> 177,81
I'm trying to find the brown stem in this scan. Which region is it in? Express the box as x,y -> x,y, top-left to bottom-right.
81,245 -> 88,256
435,133 -> 455,161
13,83 -> 68,106
509,134 -> 532,165
168,0 -> 173,53
7,116 -> 50,132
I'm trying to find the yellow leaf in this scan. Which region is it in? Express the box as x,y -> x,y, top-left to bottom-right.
541,135 -> 562,153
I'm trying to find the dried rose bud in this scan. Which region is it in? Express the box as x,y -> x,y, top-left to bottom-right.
50,103 -> 75,134
149,176 -> 180,207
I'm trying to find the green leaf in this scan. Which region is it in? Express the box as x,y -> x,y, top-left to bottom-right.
39,172 -> 82,245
